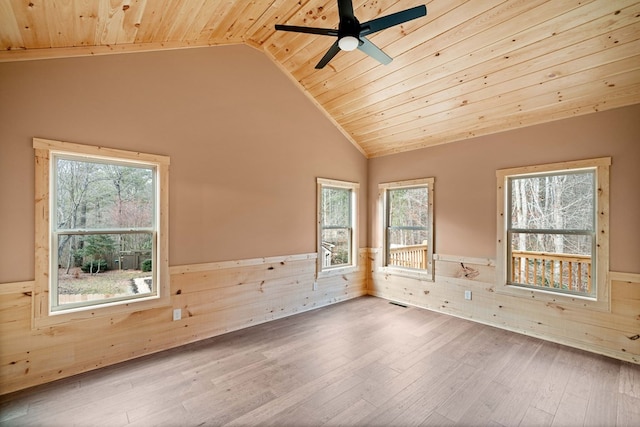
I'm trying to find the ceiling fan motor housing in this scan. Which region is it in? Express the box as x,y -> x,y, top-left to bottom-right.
274,1 -> 427,69
338,17 -> 361,50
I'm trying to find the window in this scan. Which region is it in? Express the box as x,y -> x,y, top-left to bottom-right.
317,178 -> 359,274
496,158 -> 610,308
379,178 -> 434,280
33,138 -> 170,326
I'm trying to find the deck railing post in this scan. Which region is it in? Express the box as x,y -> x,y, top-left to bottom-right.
510,250 -> 592,295
389,244 -> 428,270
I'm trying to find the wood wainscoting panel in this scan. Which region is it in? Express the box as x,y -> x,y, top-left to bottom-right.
0,251 -> 367,395
1,296 -> 637,426
368,250 -> 640,364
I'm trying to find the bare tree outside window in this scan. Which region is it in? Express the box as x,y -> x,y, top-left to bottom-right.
379,178 -> 434,279
53,156 -> 156,311
386,187 -> 429,269
320,186 -> 352,267
317,178 -> 358,273
508,170 -> 596,297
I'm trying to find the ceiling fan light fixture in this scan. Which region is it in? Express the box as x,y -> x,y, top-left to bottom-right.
274,2 -> 427,69
338,36 -> 359,51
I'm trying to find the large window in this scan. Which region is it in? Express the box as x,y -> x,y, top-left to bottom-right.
379,178 -> 434,280
317,178 -> 358,274
496,158 -> 610,308
34,138 -> 170,326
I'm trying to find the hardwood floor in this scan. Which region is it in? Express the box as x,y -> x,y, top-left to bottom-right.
1,296 -> 639,426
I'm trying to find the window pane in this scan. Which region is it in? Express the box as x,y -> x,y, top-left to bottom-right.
55,233 -> 154,310
321,228 -> 351,267
321,187 -> 351,227
388,229 -> 429,247
387,186 -> 429,270
510,232 -> 594,297
507,170 -> 596,298
510,171 -> 594,230
510,232 -> 593,256
388,229 -> 429,269
56,157 -> 154,230
389,187 -> 428,227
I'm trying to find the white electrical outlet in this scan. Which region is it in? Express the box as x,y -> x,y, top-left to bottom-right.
312,281 -> 318,291
173,308 -> 182,321
464,290 -> 472,300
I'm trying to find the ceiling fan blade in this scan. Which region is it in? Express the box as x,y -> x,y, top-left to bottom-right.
357,37 -> 392,65
315,41 -> 342,69
337,0 -> 356,21
275,24 -> 338,37
360,5 -> 427,36
277,1 -> 425,70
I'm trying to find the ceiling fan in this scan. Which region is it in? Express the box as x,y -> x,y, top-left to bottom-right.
275,0 -> 427,69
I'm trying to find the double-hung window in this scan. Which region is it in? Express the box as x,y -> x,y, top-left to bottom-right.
379,178 -> 434,280
317,178 -> 358,274
496,157 -> 610,308
33,138 -> 170,326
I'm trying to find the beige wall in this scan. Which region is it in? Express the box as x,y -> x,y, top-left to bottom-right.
0,45 -> 368,284
367,104 -> 639,364
0,44 -> 638,393
0,45 -> 369,395
368,104 -> 640,273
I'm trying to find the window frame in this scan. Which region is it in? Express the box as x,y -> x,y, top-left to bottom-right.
379,178 -> 435,281
33,138 -> 171,328
496,157 -> 611,311
316,178 -> 359,276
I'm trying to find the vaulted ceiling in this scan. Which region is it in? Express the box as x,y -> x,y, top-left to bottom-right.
1,0 -> 639,157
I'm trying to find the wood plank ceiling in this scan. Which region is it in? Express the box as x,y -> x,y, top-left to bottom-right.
1,0 -> 639,157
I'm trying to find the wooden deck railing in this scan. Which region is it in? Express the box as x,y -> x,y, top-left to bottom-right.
389,244 -> 428,269
511,250 -> 592,294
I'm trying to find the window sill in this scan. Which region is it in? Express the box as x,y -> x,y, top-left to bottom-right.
379,266 -> 433,282
32,284 -> 171,329
317,265 -> 358,278
494,281 -> 610,312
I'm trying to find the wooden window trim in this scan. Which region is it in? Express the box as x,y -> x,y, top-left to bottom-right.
378,177 -> 435,282
316,178 -> 359,277
495,157 -> 611,312
32,138 -> 171,328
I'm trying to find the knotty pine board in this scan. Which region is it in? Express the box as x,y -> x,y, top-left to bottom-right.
0,252 -> 367,395
2,247 -> 635,395
368,250 -> 640,364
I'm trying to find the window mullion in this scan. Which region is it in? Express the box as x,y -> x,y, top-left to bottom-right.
388,226 -> 428,231
509,228 -> 593,235
57,228 -> 155,235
